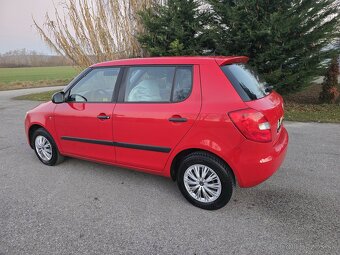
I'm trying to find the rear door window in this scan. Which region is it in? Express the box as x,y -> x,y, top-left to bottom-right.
172,67 -> 193,102
124,66 -> 175,102
120,66 -> 193,103
221,64 -> 269,101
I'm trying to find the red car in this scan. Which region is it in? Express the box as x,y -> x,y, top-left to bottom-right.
25,56 -> 288,210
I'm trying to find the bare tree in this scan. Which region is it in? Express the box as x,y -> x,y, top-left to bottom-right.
34,0 -> 159,68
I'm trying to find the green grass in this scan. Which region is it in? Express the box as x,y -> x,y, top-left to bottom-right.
285,103 -> 340,123
13,90 -> 60,101
0,66 -> 79,90
283,83 -> 340,123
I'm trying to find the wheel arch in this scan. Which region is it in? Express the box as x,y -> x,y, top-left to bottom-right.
28,124 -> 46,148
170,148 -> 236,185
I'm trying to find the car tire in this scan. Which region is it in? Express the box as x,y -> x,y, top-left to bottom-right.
32,128 -> 64,166
177,151 -> 234,210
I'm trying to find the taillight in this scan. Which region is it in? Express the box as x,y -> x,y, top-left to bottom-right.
228,108 -> 272,143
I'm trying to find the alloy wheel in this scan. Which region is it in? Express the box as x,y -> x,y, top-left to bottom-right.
183,164 -> 222,203
35,135 -> 52,162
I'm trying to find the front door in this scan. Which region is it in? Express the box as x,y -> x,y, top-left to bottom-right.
54,67 -> 121,163
113,65 -> 201,172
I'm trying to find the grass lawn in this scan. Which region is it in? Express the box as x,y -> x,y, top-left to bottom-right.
283,83 -> 340,123
13,90 -> 60,101
0,66 -> 78,90
285,103 -> 340,123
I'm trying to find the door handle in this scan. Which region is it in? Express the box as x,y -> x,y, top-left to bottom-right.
168,116 -> 187,123
97,114 -> 110,120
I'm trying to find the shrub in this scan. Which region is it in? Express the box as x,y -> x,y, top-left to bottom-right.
319,57 -> 340,103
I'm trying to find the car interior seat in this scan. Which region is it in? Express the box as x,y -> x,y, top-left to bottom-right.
127,80 -> 162,102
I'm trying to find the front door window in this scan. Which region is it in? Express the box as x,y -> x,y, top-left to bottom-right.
68,68 -> 120,102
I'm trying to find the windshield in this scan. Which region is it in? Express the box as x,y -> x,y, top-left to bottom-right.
221,64 -> 269,101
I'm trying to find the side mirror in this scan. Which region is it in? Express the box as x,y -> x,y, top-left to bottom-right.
52,91 -> 65,104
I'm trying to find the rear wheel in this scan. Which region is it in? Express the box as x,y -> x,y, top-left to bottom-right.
32,128 -> 64,166
177,152 -> 234,210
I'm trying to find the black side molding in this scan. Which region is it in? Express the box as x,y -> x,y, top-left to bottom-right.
62,136 -> 113,146
115,142 -> 170,153
61,136 -> 171,153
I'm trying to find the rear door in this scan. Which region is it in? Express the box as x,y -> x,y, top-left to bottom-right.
221,63 -> 284,142
112,65 -> 201,172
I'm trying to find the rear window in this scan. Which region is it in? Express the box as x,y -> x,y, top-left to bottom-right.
221,64 -> 269,101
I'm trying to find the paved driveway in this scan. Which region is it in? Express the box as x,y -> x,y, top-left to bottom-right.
0,87 -> 339,255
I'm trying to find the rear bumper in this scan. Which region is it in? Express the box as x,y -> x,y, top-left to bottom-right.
232,126 -> 289,188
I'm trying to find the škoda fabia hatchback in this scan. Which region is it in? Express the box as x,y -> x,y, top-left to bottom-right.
25,56 -> 288,210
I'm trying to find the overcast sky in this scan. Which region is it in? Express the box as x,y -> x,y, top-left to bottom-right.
0,0 -> 60,54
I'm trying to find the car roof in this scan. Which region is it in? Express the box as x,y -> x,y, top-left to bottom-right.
91,56 -> 249,67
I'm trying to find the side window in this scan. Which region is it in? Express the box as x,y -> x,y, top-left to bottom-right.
68,68 -> 120,102
172,67 -> 193,102
121,66 -> 193,103
123,66 -> 175,102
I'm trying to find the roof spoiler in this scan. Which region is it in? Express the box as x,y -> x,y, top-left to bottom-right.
215,56 -> 249,66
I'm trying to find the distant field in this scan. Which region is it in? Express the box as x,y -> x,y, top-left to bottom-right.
0,66 -> 79,90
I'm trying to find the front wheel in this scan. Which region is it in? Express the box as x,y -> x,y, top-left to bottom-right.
177,152 -> 234,210
32,128 -> 64,166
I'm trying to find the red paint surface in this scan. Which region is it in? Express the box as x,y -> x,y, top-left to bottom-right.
25,56 -> 288,187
